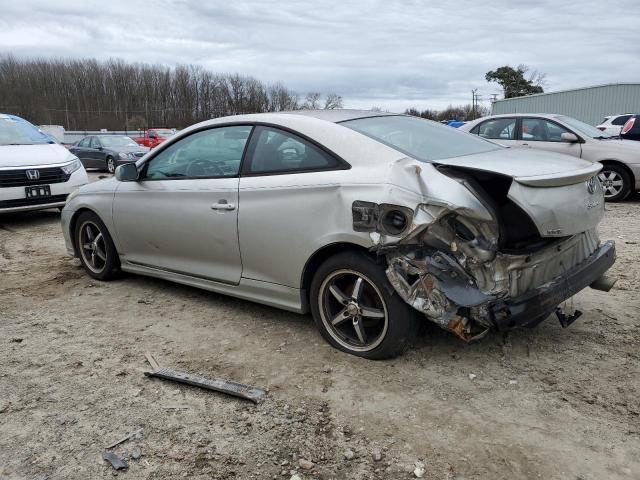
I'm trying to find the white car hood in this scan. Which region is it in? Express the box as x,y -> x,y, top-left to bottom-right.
0,143 -> 74,168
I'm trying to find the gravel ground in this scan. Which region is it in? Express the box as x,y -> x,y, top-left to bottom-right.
1,173 -> 639,479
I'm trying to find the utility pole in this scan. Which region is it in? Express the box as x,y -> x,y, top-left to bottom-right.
471,89 -> 478,120
64,99 -> 70,129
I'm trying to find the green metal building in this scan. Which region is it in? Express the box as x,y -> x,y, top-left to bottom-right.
490,83 -> 640,126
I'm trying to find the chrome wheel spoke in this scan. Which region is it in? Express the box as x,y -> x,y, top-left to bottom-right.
352,317 -> 367,344
94,246 -> 107,261
331,308 -> 351,326
329,285 -> 350,305
360,306 -> 385,318
351,277 -> 364,301
82,243 -> 93,251
85,225 -> 95,241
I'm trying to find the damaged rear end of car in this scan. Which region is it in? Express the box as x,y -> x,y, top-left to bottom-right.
353,153 -> 616,342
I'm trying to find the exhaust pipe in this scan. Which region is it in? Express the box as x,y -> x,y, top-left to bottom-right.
590,274 -> 618,292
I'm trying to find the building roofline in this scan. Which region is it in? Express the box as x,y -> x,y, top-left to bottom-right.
493,82 -> 640,103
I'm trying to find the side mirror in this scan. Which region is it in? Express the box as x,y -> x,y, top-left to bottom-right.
115,163 -> 138,181
561,132 -> 579,143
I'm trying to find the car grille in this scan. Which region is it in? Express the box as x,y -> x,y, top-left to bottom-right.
0,167 -> 71,188
0,194 -> 68,209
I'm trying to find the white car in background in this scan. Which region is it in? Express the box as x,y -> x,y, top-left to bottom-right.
0,114 -> 88,213
460,113 -> 640,201
596,114 -> 636,136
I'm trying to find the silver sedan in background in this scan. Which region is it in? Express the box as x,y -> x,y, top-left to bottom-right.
460,113 -> 640,201
61,110 -> 616,359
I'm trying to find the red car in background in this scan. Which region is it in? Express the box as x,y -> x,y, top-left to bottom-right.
133,128 -> 176,148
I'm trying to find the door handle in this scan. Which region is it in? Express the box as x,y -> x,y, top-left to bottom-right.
211,200 -> 235,211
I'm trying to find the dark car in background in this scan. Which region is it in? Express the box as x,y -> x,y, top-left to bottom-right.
69,135 -> 149,173
621,115 -> 640,141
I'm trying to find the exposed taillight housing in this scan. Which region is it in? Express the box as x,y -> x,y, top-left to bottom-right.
622,118 -> 635,135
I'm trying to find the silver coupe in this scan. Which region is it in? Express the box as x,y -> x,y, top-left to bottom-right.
61,110 -> 616,359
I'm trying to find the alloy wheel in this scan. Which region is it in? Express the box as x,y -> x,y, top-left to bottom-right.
79,220 -> 108,273
107,157 -> 115,173
318,269 -> 388,352
598,170 -> 624,199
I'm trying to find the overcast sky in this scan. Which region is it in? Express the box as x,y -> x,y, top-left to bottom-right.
1,0 -> 638,112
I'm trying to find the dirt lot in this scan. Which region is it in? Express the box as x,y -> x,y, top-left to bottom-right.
1,173 -> 639,480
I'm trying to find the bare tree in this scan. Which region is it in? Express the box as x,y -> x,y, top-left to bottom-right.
323,93 -> 343,109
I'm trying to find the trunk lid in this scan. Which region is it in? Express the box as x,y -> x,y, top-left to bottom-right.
434,148 -> 604,238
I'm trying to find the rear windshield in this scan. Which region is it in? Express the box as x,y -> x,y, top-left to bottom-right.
0,115 -> 52,146
342,115 -> 501,162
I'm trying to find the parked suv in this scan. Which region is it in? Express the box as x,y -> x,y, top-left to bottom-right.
461,113 -> 640,201
0,113 -> 88,213
596,114 -> 636,136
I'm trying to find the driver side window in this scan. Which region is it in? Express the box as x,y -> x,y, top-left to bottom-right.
143,126 -> 252,180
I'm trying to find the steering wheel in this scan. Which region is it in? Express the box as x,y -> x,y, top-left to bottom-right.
185,159 -> 225,177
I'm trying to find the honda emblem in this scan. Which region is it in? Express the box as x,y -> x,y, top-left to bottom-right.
25,169 -> 40,181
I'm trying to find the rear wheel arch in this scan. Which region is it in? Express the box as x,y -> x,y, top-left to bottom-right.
300,242 -> 378,312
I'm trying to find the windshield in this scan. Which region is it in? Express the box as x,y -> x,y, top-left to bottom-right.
154,129 -> 174,137
342,115 -> 501,162
558,116 -> 611,138
0,115 -> 52,146
99,136 -> 139,147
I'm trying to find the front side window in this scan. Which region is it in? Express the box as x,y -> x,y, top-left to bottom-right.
78,137 -> 91,148
143,126 -> 252,180
90,137 -> 102,149
521,118 -> 570,142
342,115 -> 501,162
245,127 -> 339,174
473,118 -> 517,140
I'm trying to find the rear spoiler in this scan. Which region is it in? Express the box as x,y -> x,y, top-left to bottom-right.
514,163 -> 602,187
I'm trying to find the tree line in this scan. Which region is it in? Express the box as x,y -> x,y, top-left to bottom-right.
404,103 -> 490,122
0,55 -> 343,130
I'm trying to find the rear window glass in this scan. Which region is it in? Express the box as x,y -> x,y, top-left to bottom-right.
342,115 -> 501,162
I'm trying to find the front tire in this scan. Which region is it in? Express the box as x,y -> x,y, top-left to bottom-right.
106,156 -> 116,174
599,164 -> 631,202
74,211 -> 120,280
310,251 -> 419,359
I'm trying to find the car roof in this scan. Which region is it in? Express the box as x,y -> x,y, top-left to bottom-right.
274,109 -> 400,123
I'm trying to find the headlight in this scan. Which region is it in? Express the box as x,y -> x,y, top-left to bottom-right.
61,158 -> 82,175
119,152 -> 134,160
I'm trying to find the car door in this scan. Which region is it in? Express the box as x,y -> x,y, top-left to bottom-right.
112,125 -> 252,284
469,117 -> 518,147
517,117 -> 582,158
88,136 -> 106,168
71,137 -> 93,167
237,125 -> 349,288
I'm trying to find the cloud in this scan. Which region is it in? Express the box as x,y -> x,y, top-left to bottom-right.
0,0 -> 638,111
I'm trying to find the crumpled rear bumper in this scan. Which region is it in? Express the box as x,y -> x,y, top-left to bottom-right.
489,240 -> 616,330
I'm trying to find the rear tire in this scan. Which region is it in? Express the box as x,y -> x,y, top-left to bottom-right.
310,251 -> 420,359
74,211 -> 120,280
599,164 -> 631,202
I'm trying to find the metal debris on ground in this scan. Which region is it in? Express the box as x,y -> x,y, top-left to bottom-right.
143,351 -> 267,404
105,428 -> 143,449
102,451 -> 128,470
